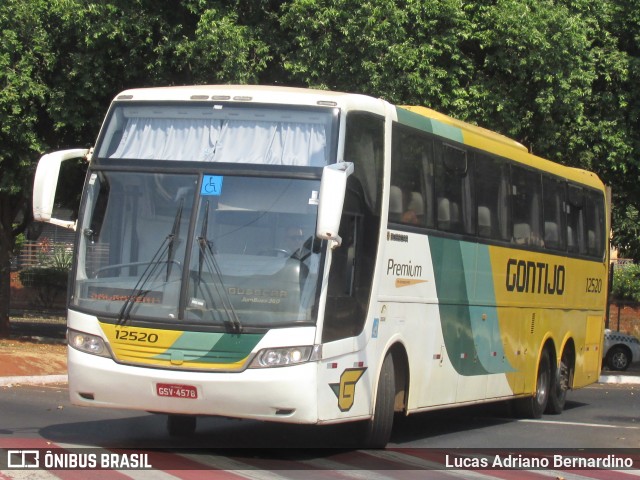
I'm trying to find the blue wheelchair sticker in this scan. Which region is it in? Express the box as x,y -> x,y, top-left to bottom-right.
201,175 -> 223,196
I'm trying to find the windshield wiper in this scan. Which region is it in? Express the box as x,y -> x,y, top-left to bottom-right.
195,200 -> 242,333
117,200 -> 184,324
166,200 -> 183,281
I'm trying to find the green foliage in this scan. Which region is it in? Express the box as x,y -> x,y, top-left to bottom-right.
42,243 -> 73,271
18,266 -> 69,308
19,266 -> 69,289
18,241 -> 72,308
173,6 -> 272,83
611,264 -> 640,302
13,232 -> 26,256
280,0 -> 470,103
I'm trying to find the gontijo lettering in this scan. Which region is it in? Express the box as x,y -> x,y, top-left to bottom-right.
505,258 -> 565,295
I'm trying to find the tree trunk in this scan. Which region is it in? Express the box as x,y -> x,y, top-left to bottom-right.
0,191 -> 29,339
0,213 -> 12,339
0,254 -> 10,338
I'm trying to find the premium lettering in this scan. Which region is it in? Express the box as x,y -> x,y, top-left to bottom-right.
505,258 -> 565,295
387,259 -> 423,277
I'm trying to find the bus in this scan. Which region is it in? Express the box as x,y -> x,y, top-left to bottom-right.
32,86 -> 609,448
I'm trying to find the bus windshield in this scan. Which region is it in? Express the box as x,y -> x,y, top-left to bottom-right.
72,170 -> 322,330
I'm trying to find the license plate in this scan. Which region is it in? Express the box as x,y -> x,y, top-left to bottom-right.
156,383 -> 198,399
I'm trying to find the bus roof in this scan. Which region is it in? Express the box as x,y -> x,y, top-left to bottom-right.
397,105 -> 604,191
113,85 -> 387,114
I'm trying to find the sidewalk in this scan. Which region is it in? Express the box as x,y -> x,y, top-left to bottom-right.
599,362 -> 640,384
0,316 -> 67,386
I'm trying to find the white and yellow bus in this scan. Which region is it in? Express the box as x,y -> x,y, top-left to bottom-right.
33,86 -> 609,447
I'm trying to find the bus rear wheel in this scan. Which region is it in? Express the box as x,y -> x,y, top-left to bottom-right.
167,414 -> 197,437
546,350 -> 570,414
514,349 -> 551,419
361,353 -> 395,448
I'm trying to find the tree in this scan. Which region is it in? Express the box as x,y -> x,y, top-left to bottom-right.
611,263 -> 640,302
0,0 -> 53,336
600,0 -> 640,259
279,0 -> 472,103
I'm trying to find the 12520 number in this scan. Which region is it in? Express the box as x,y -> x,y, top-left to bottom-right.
585,277 -> 603,294
115,329 -> 159,343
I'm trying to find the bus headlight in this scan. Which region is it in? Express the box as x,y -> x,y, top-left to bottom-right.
68,329 -> 111,358
250,345 -> 321,368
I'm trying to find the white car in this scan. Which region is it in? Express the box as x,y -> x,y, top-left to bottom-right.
603,329 -> 640,371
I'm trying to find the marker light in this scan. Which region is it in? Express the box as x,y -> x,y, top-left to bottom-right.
250,345 -> 321,368
68,329 -> 111,358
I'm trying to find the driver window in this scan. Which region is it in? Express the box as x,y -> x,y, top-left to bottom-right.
323,214 -> 362,342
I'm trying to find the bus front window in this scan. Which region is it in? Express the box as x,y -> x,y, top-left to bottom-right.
72,171 -> 196,320
186,176 -> 322,329
72,171 -> 323,329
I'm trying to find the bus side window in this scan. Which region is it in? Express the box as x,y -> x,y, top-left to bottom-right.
475,153 -> 509,240
510,166 -> 542,246
323,213 -> 365,343
542,175 -> 566,251
390,124 -> 434,228
584,190 -> 605,258
327,215 -> 357,297
567,185 -> 585,254
389,185 -> 403,223
323,112 -> 382,343
344,112 -> 384,214
435,142 -> 474,234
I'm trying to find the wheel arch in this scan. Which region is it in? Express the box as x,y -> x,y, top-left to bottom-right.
558,337 -> 577,387
535,336 -> 558,391
372,340 -> 409,416
386,342 -> 410,414
539,334 -> 576,378
539,336 -> 557,372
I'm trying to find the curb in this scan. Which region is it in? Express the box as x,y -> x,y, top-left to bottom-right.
0,375 -> 68,387
598,374 -> 640,385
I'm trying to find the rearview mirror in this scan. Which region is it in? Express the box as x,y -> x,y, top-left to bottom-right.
316,162 -> 354,247
33,148 -> 89,229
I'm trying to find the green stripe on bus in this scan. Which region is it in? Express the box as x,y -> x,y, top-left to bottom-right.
396,107 -> 464,143
430,236 -> 487,375
154,331 -> 264,364
465,243 -> 514,373
430,237 -> 513,375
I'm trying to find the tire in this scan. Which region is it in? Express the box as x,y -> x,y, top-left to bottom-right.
167,414 -> 197,437
607,346 -> 631,371
514,349 -> 551,419
361,354 -> 395,449
546,350 -> 570,414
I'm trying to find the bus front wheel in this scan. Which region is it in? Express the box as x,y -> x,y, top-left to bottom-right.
361,353 -> 395,448
514,349 -> 551,419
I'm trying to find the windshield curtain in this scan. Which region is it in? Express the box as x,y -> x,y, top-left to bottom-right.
97,104 -> 335,167
72,170 -> 322,329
